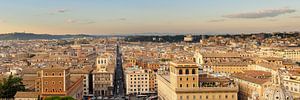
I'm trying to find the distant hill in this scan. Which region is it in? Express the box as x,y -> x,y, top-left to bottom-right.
0,33 -> 96,40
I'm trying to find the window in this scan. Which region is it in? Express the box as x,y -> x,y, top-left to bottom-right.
180,84 -> 182,87
179,69 -> 183,74
187,84 -> 189,87
186,69 -> 189,74
52,73 -> 55,76
192,69 -> 196,74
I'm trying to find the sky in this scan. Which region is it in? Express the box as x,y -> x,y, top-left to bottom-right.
0,0 -> 300,34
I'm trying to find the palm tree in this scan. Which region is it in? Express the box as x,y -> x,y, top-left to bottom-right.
0,75 -> 25,98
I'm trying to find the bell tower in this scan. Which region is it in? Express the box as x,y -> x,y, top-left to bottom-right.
169,61 -> 199,89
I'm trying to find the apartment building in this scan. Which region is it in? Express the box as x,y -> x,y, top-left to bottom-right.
125,66 -> 150,95
231,70 -> 272,100
157,61 -> 238,100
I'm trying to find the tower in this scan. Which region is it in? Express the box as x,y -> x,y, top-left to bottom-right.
169,61 -> 199,89
96,55 -> 110,72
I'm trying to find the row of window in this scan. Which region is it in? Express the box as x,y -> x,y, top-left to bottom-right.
44,88 -> 63,92
130,74 -> 148,77
98,60 -> 107,64
178,69 -> 196,75
95,78 -> 110,81
129,88 -> 148,92
130,81 -> 148,84
130,77 -> 148,80
179,94 -> 235,100
44,81 -> 62,85
45,72 -> 62,76
179,84 -> 197,88
130,85 -> 148,87
179,77 -> 195,81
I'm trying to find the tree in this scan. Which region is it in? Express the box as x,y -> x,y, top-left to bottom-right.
61,96 -> 75,100
0,75 -> 25,98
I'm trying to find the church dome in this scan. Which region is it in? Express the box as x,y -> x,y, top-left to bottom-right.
264,84 -> 293,100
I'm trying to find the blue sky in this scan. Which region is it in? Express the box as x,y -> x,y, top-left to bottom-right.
0,0 -> 300,34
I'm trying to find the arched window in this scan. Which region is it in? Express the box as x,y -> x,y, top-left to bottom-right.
186,69 -> 189,74
192,69 -> 196,74
179,69 -> 183,74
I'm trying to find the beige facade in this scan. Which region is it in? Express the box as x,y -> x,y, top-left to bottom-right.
20,66 -> 84,99
283,69 -> 300,99
14,92 -> 39,100
231,70 -> 272,100
158,61 -> 238,100
203,62 -> 249,75
125,67 -> 150,95
92,54 -> 115,96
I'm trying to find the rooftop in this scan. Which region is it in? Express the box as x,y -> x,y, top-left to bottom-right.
231,70 -> 272,85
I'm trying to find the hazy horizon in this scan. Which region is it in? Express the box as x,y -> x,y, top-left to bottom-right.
1,0 -> 300,34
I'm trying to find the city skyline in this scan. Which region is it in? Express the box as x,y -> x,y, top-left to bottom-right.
1,0 -> 300,34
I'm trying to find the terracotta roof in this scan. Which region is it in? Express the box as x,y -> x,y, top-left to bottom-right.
231,70 -> 271,85
256,62 -> 283,70
210,62 -> 249,66
70,67 -> 93,74
201,52 -> 241,58
14,92 -> 39,98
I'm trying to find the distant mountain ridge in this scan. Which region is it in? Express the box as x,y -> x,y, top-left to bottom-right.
0,33 -> 96,40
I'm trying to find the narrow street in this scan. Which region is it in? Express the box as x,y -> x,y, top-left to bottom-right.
113,44 -> 125,99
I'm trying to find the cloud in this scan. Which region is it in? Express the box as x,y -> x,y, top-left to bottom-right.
291,16 -> 300,18
0,19 -> 6,23
223,8 -> 296,19
208,19 -> 226,22
56,9 -> 68,13
66,19 -> 96,24
49,8 -> 69,15
118,18 -> 127,21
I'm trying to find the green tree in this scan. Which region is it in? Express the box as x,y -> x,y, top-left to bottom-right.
45,96 -> 61,100
0,75 -> 25,98
61,96 -> 75,100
